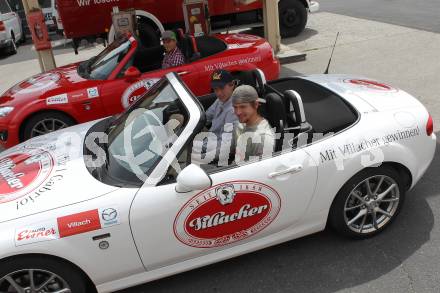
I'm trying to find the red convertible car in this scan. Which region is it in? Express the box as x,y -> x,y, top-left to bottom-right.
0,32 -> 280,148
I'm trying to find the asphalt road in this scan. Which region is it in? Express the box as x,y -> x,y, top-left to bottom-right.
320,0 -> 440,33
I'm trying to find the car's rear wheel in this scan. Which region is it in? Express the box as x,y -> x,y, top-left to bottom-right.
22,112 -> 75,141
279,0 -> 308,38
0,256 -> 89,293
7,33 -> 17,55
328,166 -> 405,239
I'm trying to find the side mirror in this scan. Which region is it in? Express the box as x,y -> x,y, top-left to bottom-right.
175,164 -> 212,193
124,66 -> 141,79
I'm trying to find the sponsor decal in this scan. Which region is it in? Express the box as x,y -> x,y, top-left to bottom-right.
87,87 -> 99,98
121,78 -> 160,109
15,206 -> 120,246
15,220 -> 59,246
319,126 -> 421,164
8,149 -> 68,210
46,93 -> 68,105
174,181 -> 281,248
11,72 -> 60,95
204,56 -> 262,72
344,79 -> 397,92
0,151 -> 53,204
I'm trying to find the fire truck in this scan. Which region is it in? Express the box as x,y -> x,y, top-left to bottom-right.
57,0 -> 319,51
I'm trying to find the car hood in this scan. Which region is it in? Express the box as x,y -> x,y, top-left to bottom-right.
302,74 -> 425,111
0,63 -> 92,106
0,120 -> 119,223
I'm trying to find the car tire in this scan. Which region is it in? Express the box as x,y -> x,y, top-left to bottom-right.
328,166 -> 406,239
278,0 -> 308,38
137,18 -> 160,48
0,255 -> 90,293
7,33 -> 17,55
22,112 -> 75,141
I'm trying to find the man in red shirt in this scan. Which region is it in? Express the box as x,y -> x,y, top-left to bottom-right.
161,31 -> 185,69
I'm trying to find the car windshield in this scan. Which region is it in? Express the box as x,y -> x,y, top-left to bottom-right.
80,36 -> 131,80
103,79 -> 189,185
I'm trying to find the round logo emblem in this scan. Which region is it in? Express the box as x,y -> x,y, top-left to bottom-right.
344,79 -> 397,92
121,78 -> 160,109
11,72 -> 60,95
174,181 -> 281,248
0,150 -> 54,204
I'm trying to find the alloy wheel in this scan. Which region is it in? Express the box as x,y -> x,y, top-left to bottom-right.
30,118 -> 69,137
344,175 -> 400,234
0,269 -> 71,293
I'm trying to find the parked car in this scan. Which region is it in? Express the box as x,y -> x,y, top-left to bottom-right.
37,0 -> 62,33
0,71 -> 435,292
0,0 -> 23,55
0,32 -> 280,148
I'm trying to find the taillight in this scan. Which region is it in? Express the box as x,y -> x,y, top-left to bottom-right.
426,113 -> 434,136
0,21 -> 5,32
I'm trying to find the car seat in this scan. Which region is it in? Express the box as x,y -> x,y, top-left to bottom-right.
235,69 -> 266,97
178,35 -> 201,62
265,93 -> 287,152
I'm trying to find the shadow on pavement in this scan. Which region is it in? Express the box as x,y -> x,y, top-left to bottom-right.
120,133 -> 439,293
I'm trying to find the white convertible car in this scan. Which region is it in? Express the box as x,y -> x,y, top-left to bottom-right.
0,72 -> 435,292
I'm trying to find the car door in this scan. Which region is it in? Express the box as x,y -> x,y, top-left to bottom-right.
100,56 -> 198,116
131,150 -> 317,270
128,74 -> 318,269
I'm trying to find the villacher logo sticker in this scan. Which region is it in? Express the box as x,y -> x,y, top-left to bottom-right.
344,79 -> 398,92
174,181 -> 281,248
121,78 -> 160,109
0,150 -> 54,204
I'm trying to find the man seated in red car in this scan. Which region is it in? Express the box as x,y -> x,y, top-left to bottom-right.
161,30 -> 185,69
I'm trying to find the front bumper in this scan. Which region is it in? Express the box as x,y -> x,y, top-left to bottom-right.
0,122 -> 20,150
309,1 -> 320,13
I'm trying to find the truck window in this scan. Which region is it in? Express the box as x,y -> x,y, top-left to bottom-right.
37,0 -> 51,8
0,0 -> 12,14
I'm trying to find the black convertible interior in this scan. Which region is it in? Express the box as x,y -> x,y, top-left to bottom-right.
197,69 -> 359,152
131,29 -> 227,73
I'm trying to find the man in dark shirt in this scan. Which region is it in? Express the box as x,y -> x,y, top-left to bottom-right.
161,30 -> 185,69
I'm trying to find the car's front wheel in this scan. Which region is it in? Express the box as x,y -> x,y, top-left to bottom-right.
328,166 -> 406,239
0,256 -> 89,293
22,112 -> 75,141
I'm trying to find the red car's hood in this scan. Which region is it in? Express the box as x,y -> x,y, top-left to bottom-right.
0,63 -> 91,106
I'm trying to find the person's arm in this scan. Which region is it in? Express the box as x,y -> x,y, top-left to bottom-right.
205,100 -> 217,123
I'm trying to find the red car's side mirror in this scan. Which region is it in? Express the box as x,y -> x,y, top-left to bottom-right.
124,66 -> 141,79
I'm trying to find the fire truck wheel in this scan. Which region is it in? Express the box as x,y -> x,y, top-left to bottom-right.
278,0 -> 308,38
137,18 -> 160,48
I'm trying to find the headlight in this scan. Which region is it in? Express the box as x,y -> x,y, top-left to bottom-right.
0,106 -> 14,117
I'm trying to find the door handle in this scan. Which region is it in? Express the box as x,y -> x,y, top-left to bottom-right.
177,71 -> 190,76
268,165 -> 303,178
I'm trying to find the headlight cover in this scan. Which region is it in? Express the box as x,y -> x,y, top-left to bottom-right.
0,106 -> 14,117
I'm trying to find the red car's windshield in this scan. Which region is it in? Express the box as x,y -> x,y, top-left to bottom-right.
79,36 -> 131,80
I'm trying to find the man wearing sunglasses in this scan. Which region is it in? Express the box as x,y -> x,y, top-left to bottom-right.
161,30 -> 185,69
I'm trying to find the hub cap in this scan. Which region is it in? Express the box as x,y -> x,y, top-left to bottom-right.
30,119 -> 69,138
281,9 -> 299,28
0,269 -> 71,293
344,175 -> 400,234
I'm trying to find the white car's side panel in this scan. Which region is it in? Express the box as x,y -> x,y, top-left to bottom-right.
0,187 -> 145,286
130,149 -> 317,271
